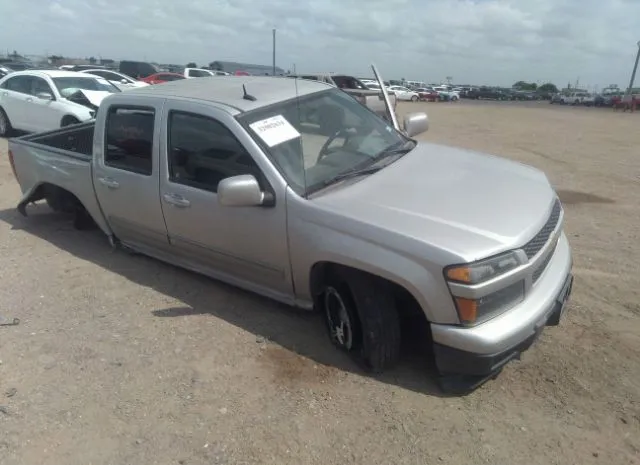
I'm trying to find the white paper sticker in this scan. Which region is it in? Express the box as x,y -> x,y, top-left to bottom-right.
249,115 -> 300,147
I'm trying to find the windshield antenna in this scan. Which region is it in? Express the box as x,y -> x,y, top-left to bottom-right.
242,84 -> 257,101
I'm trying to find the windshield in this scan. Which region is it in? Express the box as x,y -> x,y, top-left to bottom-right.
238,88 -> 408,195
53,76 -> 120,96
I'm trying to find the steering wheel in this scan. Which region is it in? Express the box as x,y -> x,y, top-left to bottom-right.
317,128 -> 353,163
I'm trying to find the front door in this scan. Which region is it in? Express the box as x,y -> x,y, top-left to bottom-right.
158,101 -> 292,300
92,99 -> 169,253
29,76 -> 64,132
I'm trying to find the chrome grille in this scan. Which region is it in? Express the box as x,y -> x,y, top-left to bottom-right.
523,199 -> 562,259
532,241 -> 557,282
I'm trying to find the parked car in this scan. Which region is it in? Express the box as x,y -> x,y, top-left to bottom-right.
140,73 -> 186,85
556,92 -> 592,105
7,76 -> 573,393
119,60 -> 159,79
183,67 -> 217,78
549,93 -> 565,104
0,60 -> 35,71
387,85 -> 420,101
415,88 -> 439,102
0,70 -> 120,135
0,66 -> 14,79
467,87 -> 506,100
79,69 -> 149,91
432,86 -> 460,101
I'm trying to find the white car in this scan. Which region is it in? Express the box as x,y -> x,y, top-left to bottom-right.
183,68 -> 229,78
387,85 -> 420,102
0,70 -> 120,135
79,69 -> 149,91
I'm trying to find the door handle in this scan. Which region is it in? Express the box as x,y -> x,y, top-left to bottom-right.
98,177 -> 120,189
163,193 -> 191,208
25,97 -> 33,102
1,91 -> 8,97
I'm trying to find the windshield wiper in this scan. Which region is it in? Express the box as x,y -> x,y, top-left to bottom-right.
374,139 -> 416,160
321,165 -> 383,186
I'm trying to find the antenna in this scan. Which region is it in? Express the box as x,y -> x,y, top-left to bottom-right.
242,84 -> 257,101
371,64 -> 399,131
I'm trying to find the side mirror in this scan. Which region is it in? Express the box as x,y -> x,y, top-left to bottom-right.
218,174 -> 273,207
121,79 -> 129,84
403,112 -> 428,137
36,92 -> 53,101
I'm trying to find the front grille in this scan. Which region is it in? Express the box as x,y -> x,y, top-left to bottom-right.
522,199 -> 562,259
532,240 -> 557,282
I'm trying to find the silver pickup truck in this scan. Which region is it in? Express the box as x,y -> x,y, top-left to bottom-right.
7,76 -> 573,392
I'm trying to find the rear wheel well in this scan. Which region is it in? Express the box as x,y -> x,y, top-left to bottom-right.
310,262 -> 426,321
23,183 -> 96,230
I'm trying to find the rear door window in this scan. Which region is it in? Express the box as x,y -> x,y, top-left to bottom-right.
104,106 -> 155,175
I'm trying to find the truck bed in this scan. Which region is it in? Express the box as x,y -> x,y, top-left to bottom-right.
17,122 -> 95,158
9,122 -> 110,234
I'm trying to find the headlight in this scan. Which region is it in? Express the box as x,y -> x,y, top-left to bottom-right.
445,251 -> 521,285
453,281 -> 525,325
444,251 -> 525,325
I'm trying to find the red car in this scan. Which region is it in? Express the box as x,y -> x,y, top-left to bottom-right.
140,72 -> 186,85
415,88 -> 439,102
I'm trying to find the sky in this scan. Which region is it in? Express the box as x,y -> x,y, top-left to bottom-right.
1,0 -> 640,88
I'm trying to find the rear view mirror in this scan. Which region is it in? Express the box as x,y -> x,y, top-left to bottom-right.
403,112 -> 428,137
218,174 -> 273,207
36,92 -> 53,101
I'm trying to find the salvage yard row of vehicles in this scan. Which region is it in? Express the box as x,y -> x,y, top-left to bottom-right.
4,72 -> 573,393
0,67 -> 397,134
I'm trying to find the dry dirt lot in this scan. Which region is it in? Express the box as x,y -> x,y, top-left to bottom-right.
0,101 -> 639,465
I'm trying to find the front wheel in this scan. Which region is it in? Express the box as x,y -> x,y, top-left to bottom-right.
411,95 -> 418,102
321,270 -> 401,373
61,116 -> 80,127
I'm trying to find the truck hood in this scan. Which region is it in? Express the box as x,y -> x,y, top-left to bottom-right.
312,142 -> 557,261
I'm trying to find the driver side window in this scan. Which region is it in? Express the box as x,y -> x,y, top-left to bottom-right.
31,77 -> 53,96
168,111 -> 261,193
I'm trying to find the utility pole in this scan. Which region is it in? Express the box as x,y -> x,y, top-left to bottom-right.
272,28 -> 276,76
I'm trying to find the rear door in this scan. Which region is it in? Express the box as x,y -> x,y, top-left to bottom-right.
0,75 -> 34,130
93,99 -> 170,253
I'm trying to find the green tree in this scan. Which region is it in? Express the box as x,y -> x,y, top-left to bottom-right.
538,83 -> 558,93
512,81 -> 537,90
186,62 -> 197,68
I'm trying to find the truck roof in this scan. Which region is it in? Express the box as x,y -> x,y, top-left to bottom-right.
123,76 -> 333,112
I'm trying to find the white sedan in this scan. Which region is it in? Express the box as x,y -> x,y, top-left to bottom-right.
0,70 -> 120,135
387,85 -> 420,102
79,69 -> 149,91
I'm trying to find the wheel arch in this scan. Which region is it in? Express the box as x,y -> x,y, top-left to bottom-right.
309,261 -> 428,323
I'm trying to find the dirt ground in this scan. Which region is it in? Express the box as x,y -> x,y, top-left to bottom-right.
0,101 -> 638,465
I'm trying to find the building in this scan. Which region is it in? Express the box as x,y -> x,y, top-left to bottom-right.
208,60 -> 285,76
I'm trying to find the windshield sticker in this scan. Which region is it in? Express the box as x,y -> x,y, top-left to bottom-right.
249,115 -> 300,147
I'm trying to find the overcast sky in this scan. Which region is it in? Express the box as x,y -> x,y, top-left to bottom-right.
1,0 -> 639,88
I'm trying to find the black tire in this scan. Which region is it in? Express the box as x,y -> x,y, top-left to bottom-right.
61,116 -> 80,127
0,107 -> 13,137
321,269 -> 401,373
411,95 -> 418,102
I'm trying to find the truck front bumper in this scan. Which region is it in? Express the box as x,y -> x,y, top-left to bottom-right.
430,232 -> 573,393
